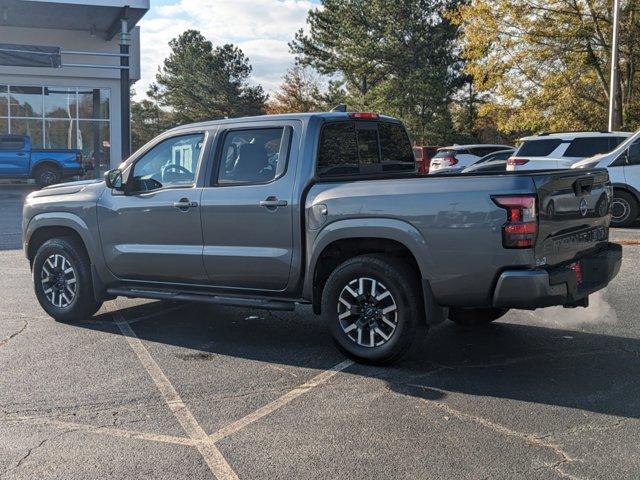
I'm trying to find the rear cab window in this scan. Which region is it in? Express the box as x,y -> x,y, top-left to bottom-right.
317,120 -> 414,177
0,135 -> 25,150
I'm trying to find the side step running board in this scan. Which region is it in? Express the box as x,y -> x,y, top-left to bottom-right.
106,287 -> 296,311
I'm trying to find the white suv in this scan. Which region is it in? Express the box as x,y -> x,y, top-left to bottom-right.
572,130 -> 640,227
506,132 -> 631,171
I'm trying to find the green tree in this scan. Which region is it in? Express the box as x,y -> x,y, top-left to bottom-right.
455,0 -> 640,135
151,30 -> 267,124
290,0 -> 464,144
131,94 -> 174,152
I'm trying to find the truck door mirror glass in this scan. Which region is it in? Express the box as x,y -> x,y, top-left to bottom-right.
104,168 -> 123,190
627,143 -> 640,165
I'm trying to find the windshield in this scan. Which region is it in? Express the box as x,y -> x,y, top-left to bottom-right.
433,149 -> 457,158
605,130 -> 640,157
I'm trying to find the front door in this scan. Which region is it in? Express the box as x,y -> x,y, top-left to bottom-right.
624,140 -> 640,192
200,124 -> 298,291
98,133 -> 208,283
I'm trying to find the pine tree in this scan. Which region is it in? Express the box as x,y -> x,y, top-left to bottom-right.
151,30 -> 267,124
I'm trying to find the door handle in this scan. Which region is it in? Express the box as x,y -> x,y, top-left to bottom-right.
173,198 -> 198,211
260,196 -> 288,209
16,152 -> 26,157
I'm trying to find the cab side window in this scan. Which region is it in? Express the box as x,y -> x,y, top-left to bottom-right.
217,128 -> 289,185
129,134 -> 204,192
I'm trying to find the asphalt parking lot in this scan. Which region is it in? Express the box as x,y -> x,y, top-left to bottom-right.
1,184 -> 640,480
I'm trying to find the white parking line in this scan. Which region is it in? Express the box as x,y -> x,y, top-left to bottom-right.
11,416 -> 196,447
114,312 -> 238,480
209,359 -> 354,443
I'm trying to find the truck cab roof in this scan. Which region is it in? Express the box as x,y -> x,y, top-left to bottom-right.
165,111 -> 403,134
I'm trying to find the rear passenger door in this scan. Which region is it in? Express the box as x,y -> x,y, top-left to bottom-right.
199,122 -> 300,291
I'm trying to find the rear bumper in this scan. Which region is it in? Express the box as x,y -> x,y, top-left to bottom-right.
493,243 -> 622,309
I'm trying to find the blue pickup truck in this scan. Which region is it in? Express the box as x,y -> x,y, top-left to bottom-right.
0,134 -> 83,187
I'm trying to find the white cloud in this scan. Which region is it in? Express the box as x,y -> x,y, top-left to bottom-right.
135,0 -> 316,99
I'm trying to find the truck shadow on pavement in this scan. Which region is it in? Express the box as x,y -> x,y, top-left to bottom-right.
77,300 -> 640,420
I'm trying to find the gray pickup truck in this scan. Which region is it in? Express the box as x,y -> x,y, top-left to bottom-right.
22,111 -> 622,364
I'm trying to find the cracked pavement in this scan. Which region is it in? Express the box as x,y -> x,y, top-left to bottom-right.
1,184 -> 640,479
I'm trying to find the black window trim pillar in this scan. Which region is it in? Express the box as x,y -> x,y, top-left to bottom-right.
119,7 -> 131,161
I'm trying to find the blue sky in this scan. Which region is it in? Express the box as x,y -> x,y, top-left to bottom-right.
136,0 -> 320,99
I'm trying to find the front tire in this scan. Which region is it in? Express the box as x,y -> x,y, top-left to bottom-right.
321,255 -> 421,365
611,190 -> 638,228
33,237 -> 102,322
448,307 -> 508,326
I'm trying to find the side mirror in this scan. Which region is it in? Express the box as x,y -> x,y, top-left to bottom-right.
104,169 -> 124,190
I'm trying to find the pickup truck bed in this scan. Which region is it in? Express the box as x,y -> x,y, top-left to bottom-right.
22,111 -> 622,365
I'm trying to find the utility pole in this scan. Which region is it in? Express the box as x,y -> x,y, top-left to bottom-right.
608,0 -> 622,131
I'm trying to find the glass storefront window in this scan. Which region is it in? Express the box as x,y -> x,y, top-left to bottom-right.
1,85 -> 111,178
0,85 -> 7,117
45,119 -> 76,149
78,88 -> 109,119
44,87 -> 76,119
9,86 -> 44,117
11,119 -> 44,148
78,120 -> 110,176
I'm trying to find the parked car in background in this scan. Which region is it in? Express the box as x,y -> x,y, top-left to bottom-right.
0,134 -> 83,187
413,146 -> 440,174
507,132 -> 631,171
572,129 -> 640,227
429,144 -> 512,174
461,148 -> 515,174
23,111 -> 622,364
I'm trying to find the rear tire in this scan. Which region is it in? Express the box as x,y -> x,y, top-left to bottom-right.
34,165 -> 62,188
321,255 -> 421,365
33,236 -> 102,322
448,308 -> 508,326
611,190 -> 638,228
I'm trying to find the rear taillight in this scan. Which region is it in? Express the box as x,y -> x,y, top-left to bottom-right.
492,195 -> 538,248
416,158 -> 429,174
507,157 -> 529,167
76,152 -> 83,163
441,156 -> 458,167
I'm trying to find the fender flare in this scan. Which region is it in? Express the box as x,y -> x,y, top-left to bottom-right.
612,182 -> 640,203
25,212 -> 107,301
30,159 -> 62,175
303,218 -> 446,324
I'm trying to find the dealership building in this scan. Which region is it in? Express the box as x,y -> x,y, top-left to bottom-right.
0,0 -> 149,178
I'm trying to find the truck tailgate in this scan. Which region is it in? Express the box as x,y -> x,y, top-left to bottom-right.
532,169 -> 612,267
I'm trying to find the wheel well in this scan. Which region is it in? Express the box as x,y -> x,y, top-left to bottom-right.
613,186 -> 640,204
33,161 -> 61,174
27,226 -> 87,266
312,238 -> 422,314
